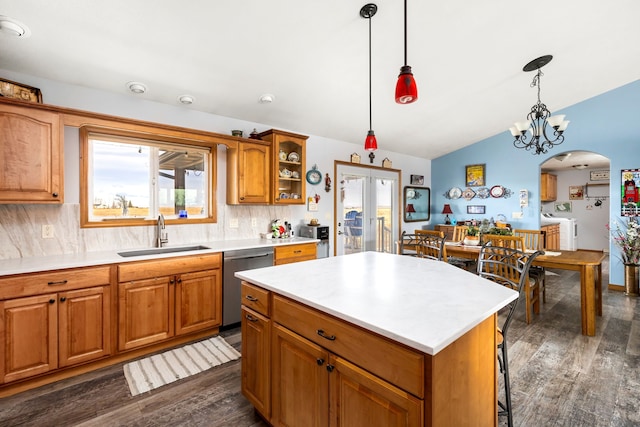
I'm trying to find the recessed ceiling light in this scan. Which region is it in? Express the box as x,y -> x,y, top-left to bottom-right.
554,153 -> 571,162
178,95 -> 194,105
0,16 -> 30,38
126,81 -> 147,94
572,164 -> 589,170
258,94 -> 275,104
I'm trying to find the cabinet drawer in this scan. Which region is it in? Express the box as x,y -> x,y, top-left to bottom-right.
0,266 -> 112,300
118,253 -> 222,282
241,281 -> 270,316
274,243 -> 316,265
273,295 -> 424,398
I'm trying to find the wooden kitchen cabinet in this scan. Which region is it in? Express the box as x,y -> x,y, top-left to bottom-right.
117,253 -> 222,351
258,129 -> 308,205
434,224 -> 456,241
227,140 -> 271,204
273,242 -> 316,265
541,173 -> 557,202
541,223 -> 560,250
0,102 -> 64,203
0,266 -> 112,384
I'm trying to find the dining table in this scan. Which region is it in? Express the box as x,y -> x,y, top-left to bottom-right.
444,243 -> 606,336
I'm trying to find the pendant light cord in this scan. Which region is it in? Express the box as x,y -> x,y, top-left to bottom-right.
368,12 -> 373,131
403,0 -> 408,66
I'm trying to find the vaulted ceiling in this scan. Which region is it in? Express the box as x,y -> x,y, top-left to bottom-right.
1,0 -> 639,159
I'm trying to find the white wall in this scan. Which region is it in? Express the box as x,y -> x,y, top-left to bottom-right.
0,69 -> 431,259
541,167 -> 610,251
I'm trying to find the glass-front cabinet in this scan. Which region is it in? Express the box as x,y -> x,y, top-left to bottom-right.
259,129 -> 308,205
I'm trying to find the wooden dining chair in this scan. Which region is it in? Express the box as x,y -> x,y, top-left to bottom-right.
446,226 -> 476,271
399,231 -> 447,261
476,243 -> 543,427
482,234 -> 539,324
513,229 -> 547,303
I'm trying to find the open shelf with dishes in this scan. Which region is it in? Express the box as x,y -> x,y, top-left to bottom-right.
259,129 -> 308,204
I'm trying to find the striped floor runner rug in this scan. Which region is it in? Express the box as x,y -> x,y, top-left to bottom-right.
123,336 -> 241,396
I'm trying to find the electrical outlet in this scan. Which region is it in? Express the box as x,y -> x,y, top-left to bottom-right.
229,218 -> 239,228
251,218 -> 257,228
42,224 -> 54,239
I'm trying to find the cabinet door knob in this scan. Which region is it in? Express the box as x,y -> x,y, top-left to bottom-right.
326,364 -> 335,372
317,329 -> 336,341
52,192 -> 59,197
60,297 -> 66,302
49,299 -> 55,304
316,358 -> 324,366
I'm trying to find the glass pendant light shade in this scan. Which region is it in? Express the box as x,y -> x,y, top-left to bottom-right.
364,130 -> 378,151
395,65 -> 418,104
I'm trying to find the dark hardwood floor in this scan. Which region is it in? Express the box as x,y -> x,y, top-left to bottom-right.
1,255 -> 638,427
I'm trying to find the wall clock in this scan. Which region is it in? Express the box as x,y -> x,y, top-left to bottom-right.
306,167 -> 322,185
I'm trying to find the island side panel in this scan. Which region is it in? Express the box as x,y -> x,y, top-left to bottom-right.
426,314 -> 498,427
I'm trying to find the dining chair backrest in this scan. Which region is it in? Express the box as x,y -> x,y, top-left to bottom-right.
452,225 -> 468,242
513,229 -> 544,251
476,244 -> 542,333
399,231 -> 447,261
415,229 -> 445,238
482,234 -> 525,251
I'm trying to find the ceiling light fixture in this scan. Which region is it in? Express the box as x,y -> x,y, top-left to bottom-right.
0,16 -> 30,37
573,164 -> 588,170
554,153 -> 571,162
178,95 -> 194,105
394,0 -> 417,104
361,3 -> 378,163
126,81 -> 147,94
510,55 -> 570,155
258,94 -> 275,104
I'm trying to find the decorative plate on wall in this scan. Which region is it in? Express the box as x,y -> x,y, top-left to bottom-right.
462,187 -> 476,201
490,185 -> 505,198
476,187 -> 490,199
446,187 -> 462,199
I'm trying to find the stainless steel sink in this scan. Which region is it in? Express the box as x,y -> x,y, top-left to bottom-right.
118,245 -> 210,257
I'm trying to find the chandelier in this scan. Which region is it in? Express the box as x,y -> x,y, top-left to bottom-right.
509,55 -> 569,155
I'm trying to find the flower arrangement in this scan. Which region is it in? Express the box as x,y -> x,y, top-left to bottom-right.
608,217 -> 640,265
467,225 -> 480,236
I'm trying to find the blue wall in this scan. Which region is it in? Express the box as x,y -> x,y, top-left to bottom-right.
432,80 -> 640,286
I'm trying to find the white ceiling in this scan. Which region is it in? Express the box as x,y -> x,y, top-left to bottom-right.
1,0 -> 639,160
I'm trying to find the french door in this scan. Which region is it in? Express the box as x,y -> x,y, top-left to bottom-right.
334,163 -> 399,256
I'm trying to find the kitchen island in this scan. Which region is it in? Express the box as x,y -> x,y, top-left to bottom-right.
236,252 -> 518,427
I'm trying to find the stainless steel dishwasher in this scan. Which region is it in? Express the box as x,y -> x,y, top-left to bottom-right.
222,247 -> 274,327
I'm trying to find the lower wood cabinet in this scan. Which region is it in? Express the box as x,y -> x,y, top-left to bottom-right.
0,267 -> 112,384
118,253 -> 222,351
273,242 -> 316,265
542,224 -> 560,250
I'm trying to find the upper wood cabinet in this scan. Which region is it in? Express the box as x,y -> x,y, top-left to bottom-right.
227,140 -> 271,204
0,102 -> 63,203
258,129 -> 308,205
541,173 -> 557,202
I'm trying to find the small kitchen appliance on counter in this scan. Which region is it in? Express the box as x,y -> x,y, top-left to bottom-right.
299,225 -> 330,258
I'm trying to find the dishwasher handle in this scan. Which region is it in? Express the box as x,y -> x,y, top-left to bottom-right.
224,252 -> 273,261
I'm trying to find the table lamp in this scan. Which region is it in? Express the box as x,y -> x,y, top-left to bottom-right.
406,203 -> 416,219
442,204 -> 453,225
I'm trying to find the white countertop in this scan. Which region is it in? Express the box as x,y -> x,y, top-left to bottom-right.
0,237 -> 318,276
236,251 -> 517,355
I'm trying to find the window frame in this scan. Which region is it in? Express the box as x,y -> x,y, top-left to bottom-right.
80,126 -> 217,228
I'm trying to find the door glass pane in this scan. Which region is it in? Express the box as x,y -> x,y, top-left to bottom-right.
342,175 -> 365,255
375,178 -> 394,253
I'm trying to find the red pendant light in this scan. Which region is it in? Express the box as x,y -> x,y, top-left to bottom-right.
395,0 -> 418,104
361,4 -> 378,159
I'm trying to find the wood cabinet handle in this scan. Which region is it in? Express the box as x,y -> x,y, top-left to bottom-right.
317,329 -> 336,341
245,295 -> 258,302
245,313 -> 258,322
48,280 -> 68,286
293,250 -> 302,254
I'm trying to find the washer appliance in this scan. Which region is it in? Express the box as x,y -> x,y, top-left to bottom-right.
541,213 -> 577,251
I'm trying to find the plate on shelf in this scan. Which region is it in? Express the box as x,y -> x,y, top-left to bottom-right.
447,187 -> 462,199
279,192 -> 290,199
287,151 -> 300,162
306,168 -> 322,185
490,185 -> 505,198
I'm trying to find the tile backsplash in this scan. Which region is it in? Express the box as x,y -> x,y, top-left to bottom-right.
0,204 -> 292,260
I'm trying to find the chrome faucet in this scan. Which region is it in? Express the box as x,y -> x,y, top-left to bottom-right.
157,214 -> 168,247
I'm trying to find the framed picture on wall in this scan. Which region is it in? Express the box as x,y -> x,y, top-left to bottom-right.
467,205 -> 486,214
554,201 -> 572,213
569,185 -> 584,200
465,164 -> 485,187
410,174 -> 424,185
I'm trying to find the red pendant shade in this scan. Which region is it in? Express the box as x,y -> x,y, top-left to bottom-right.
395,65 -> 418,104
364,130 -> 377,151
